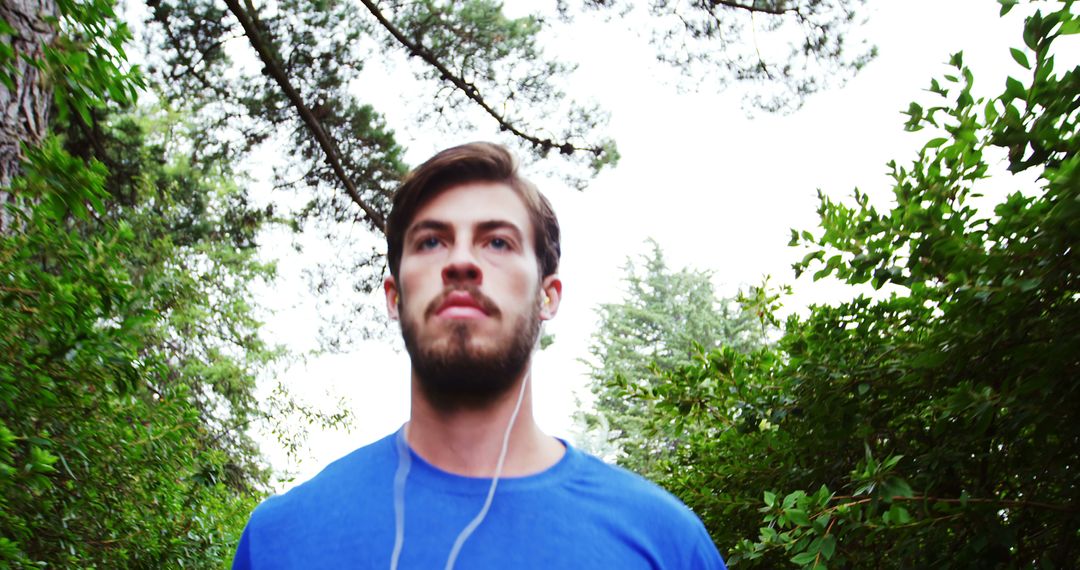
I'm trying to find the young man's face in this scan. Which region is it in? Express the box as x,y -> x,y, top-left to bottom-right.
384,181 -> 561,409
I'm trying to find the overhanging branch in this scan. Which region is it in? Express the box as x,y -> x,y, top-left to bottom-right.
358,0 -> 604,157
708,0 -> 796,16
223,0 -> 387,234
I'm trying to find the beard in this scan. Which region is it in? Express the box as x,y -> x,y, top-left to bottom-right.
400,284 -> 541,412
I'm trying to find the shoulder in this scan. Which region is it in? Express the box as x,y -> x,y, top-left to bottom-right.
235,433 -> 401,567
570,449 -> 694,520
247,432 -> 396,530
563,447 -> 727,568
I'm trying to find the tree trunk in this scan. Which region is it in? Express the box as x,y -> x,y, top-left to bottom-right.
0,0 -> 56,231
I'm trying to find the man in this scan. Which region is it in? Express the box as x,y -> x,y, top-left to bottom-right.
233,143 -> 727,569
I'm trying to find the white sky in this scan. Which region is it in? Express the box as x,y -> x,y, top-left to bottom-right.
247,0 -> 1058,489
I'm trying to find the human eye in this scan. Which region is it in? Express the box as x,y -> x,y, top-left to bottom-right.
415,235 -> 442,251
487,236 -> 516,251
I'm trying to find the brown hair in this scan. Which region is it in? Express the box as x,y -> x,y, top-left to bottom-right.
386,142 -> 560,282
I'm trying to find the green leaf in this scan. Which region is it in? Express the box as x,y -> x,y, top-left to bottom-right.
786,508 -> 812,527
1024,17 -> 1040,50
889,506 -> 912,524
904,102 -> 924,131
791,551 -> 818,565
764,491 -> 777,507
883,477 -> 915,499
760,526 -> 778,542
1010,48 -> 1030,69
911,350 -> 947,369
1017,277 -> 1041,292
801,250 -> 825,265
820,535 -> 837,559
984,100 -> 1000,124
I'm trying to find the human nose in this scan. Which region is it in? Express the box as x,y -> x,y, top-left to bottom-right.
441,243 -> 482,286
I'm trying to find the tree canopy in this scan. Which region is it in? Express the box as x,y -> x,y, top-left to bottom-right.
143,0 -> 872,345
0,1 -> 337,565
582,239 -> 761,473
1,0 -> 875,564
13,0 -> 1063,567
0,116 -> 275,566
600,2 -> 1079,567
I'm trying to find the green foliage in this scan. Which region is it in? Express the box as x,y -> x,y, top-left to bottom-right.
0,134 -> 232,565
563,0 -> 873,113
605,3 -> 1079,567
583,239 -> 761,474
0,3 -> 296,563
45,0 -> 144,124
0,106 -> 282,566
142,0 -> 875,348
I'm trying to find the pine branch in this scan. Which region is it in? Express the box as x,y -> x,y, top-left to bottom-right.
155,13 -> 227,97
358,0 -> 603,158
708,0 -> 797,16
222,0 -> 388,234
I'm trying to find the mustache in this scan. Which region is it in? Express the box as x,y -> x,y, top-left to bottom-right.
423,285 -> 501,319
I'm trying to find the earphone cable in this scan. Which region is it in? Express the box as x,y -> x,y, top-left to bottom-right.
389,372 -> 530,570
390,423 -> 412,570
443,371 -> 529,570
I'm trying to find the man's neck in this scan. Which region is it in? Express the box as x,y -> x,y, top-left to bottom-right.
405,369 -> 565,478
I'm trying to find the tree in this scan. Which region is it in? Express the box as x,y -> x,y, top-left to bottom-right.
143,0 -> 871,347
582,239 -> 760,476
562,0 -> 874,113
613,2 -> 1080,567
0,0 -> 140,229
0,1 -> 341,565
0,0 -> 877,563
0,0 -> 55,191
0,113 -> 275,566
1,0 -> 879,562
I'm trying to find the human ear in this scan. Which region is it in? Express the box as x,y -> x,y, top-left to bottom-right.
539,275 -> 562,321
384,276 -> 400,321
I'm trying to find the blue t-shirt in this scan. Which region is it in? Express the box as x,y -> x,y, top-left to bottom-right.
234,430 -> 726,569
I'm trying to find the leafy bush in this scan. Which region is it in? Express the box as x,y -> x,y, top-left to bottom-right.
613,3 -> 1079,567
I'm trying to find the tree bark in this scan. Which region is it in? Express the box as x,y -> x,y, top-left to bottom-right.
0,0 -> 56,231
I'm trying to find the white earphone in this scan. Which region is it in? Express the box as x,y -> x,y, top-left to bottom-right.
390,372 -> 530,570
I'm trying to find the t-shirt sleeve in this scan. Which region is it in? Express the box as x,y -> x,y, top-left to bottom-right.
690,518 -> 728,569
694,539 -> 727,569
231,523 -> 253,570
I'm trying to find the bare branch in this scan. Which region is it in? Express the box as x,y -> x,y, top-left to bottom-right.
827,494 -> 1079,515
